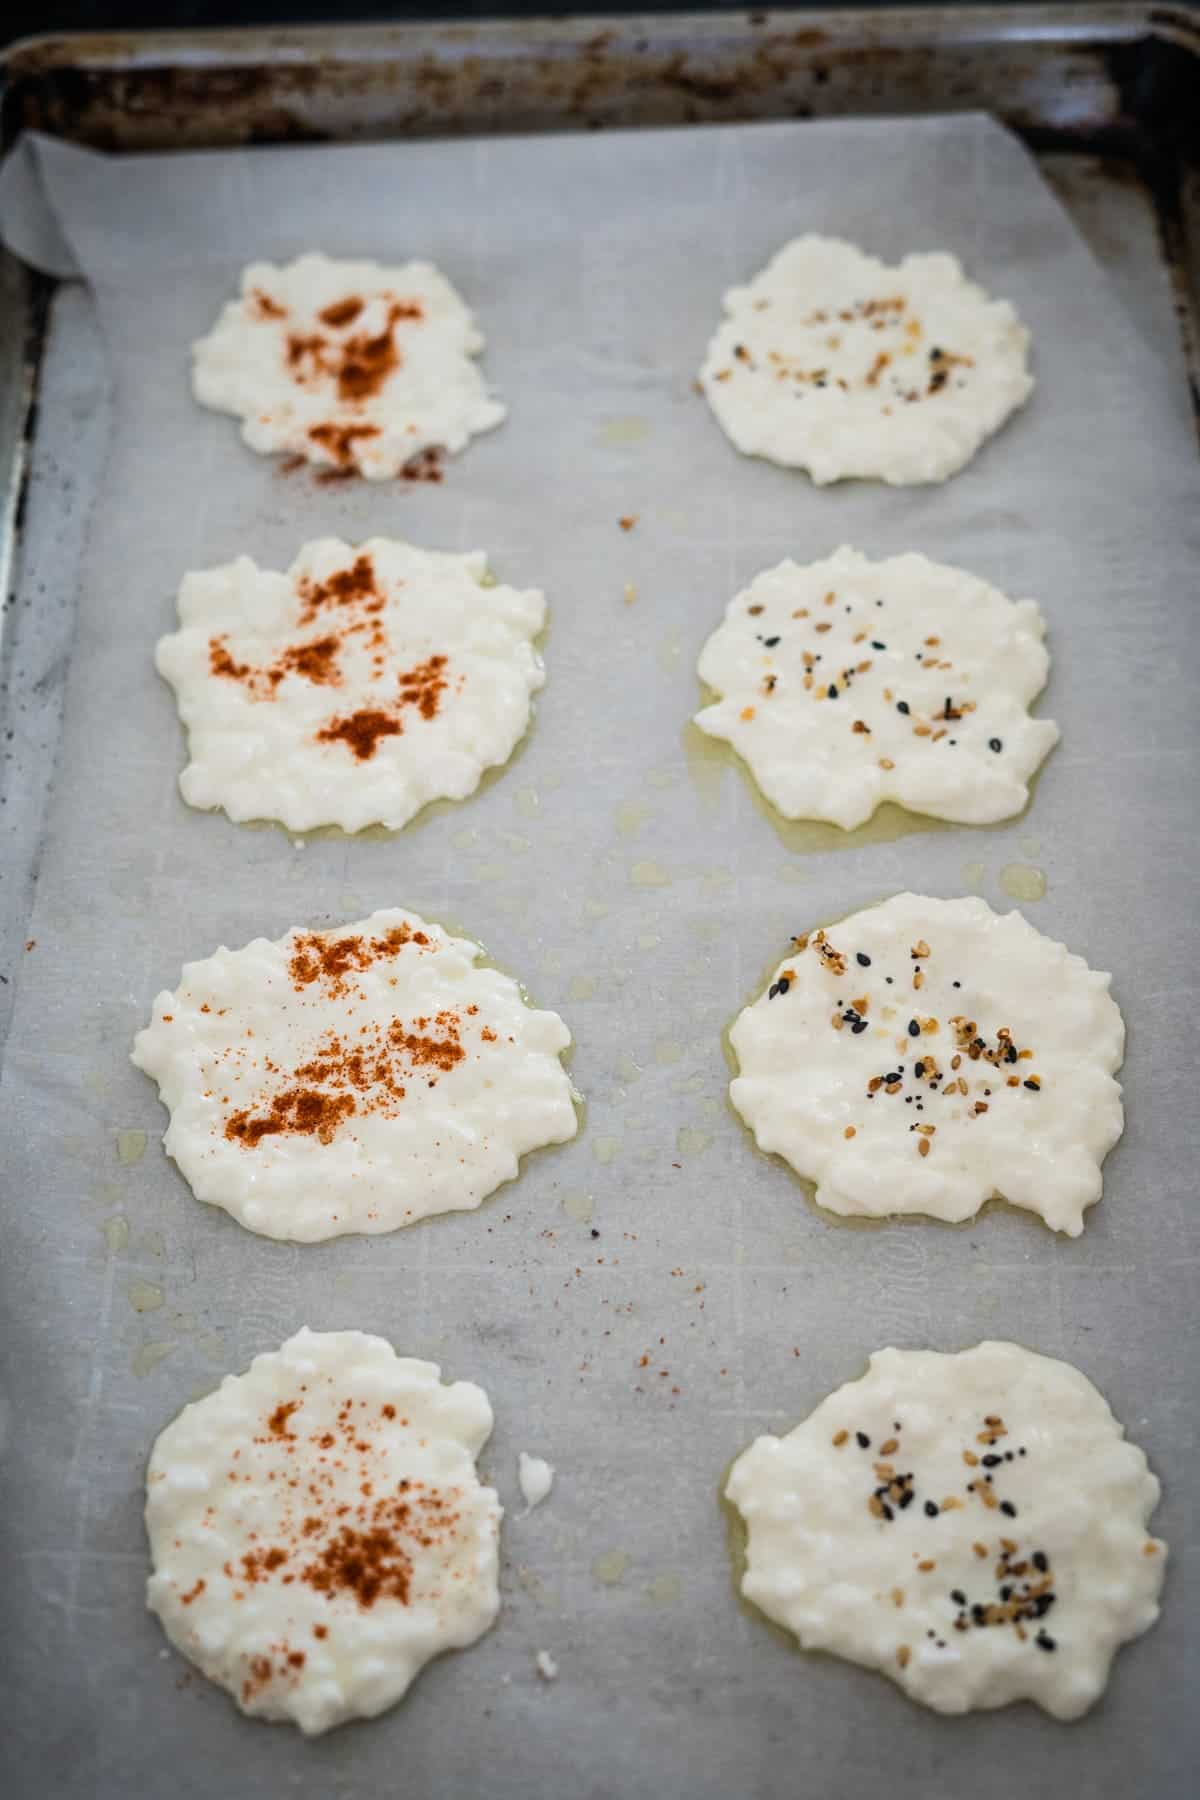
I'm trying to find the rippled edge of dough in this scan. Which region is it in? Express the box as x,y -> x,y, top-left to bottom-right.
724,1340 -> 1167,1720
145,1326 -> 502,1735
698,237 -> 1033,487
727,893 -> 1124,1236
130,908 -> 582,1242
692,546 -> 1060,830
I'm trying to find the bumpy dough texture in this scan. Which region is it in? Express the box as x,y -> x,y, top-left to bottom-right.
155,536 -> 545,834
726,1341 -> 1167,1719
699,236 -> 1032,485
146,1328 -> 501,1735
729,893 -> 1123,1235
131,908 -> 579,1242
192,252 -> 505,477
695,547 -> 1058,830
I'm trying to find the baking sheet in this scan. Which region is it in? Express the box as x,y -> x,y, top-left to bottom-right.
0,114 -> 1197,1799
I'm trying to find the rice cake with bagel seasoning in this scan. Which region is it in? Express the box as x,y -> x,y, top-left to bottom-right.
155,536 -> 546,834
145,1328 -> 501,1735
725,1341 -> 1167,1719
728,893 -> 1123,1236
131,908 -> 579,1242
192,252 -> 505,478
694,547 -> 1059,831
699,236 -> 1032,485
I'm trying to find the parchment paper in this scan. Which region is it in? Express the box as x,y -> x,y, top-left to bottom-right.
0,116 -> 1197,1800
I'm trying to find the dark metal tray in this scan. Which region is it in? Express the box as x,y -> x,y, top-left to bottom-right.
0,12 -> 1196,1797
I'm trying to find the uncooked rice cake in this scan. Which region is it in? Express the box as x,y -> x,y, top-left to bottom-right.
726,1341 -> 1167,1719
192,252 -> 505,478
728,893 -> 1124,1236
694,547 -> 1059,830
131,908 -> 579,1242
699,235 -> 1032,485
145,1328 -> 501,1735
155,536 -> 545,834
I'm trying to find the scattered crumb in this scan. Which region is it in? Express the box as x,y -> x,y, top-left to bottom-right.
518,1452 -> 555,1513
535,1650 -> 559,1681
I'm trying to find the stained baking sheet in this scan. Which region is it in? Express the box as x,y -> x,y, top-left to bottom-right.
0,112 -> 1197,1800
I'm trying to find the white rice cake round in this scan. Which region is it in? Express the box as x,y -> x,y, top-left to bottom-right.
146,1328 -> 501,1735
131,908 -> 579,1242
192,252 -> 505,478
695,547 -> 1059,830
726,1341 -> 1167,1719
729,893 -> 1123,1236
699,235 -> 1032,485
155,536 -> 545,834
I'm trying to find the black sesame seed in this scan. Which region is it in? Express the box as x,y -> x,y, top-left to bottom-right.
777,977 -> 790,995
982,1454 -> 1002,1468
885,976 -> 893,985
898,1489 -> 915,1510
989,737 -> 1003,753
1035,1633 -> 1056,1652
897,701 -> 910,715
1033,1593 -> 1056,1618
1000,1586 -> 1012,1601
871,640 -> 886,650
1023,1080 -> 1039,1092
914,1061 -> 925,1077
1000,1501 -> 1017,1518
908,1020 -> 920,1037
951,1589 -> 967,1605
881,1502 -> 894,1521
856,952 -> 871,967
828,684 -> 839,699
851,1020 -> 868,1034
1032,1551 -> 1048,1573
764,636 -> 780,647
952,980 -> 961,988
856,1431 -> 870,1449
768,982 -> 780,1000
924,1501 -> 938,1517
